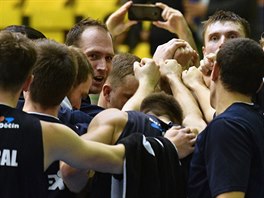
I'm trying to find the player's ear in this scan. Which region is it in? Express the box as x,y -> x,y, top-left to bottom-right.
102,84 -> 112,102
22,74 -> 33,92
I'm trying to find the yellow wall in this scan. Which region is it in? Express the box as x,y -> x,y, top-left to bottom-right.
0,0 -> 117,42
0,0 -> 151,57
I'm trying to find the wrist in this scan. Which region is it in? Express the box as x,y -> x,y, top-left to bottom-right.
167,74 -> 182,84
138,81 -> 157,93
186,81 -> 204,91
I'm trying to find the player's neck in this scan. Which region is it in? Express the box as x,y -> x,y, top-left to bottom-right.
0,91 -> 20,108
23,100 -> 59,117
215,90 -> 252,116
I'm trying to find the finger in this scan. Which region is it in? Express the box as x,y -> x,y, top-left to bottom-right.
171,41 -> 187,52
113,1 -> 133,16
155,2 -> 167,9
152,21 -> 166,29
141,58 -> 154,65
182,70 -> 187,75
187,133 -> 197,140
164,59 -> 177,64
133,61 -> 141,71
121,0 -> 133,10
190,138 -> 196,146
125,21 -> 138,28
199,60 -> 210,74
206,53 -> 217,61
170,125 -> 182,130
167,38 -> 186,46
178,127 -> 191,134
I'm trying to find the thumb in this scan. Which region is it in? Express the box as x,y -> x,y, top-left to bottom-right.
125,21 -> 138,29
152,21 -> 166,29
133,61 -> 141,71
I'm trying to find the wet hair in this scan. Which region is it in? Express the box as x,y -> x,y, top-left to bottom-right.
217,38 -> 264,96
140,92 -> 183,125
3,25 -> 46,40
65,17 -> 108,47
68,46 -> 94,87
107,52 -> 140,88
0,31 -> 37,92
30,39 -> 77,107
202,10 -> 251,41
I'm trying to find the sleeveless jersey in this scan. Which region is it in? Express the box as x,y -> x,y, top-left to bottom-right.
117,111 -> 170,142
29,113 -> 76,198
0,104 -> 47,198
90,111 -> 172,198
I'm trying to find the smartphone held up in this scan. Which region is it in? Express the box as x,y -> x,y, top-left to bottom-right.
128,4 -> 163,21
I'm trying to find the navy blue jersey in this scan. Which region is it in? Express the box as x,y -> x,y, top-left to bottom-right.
90,111 -> 172,198
188,103 -> 264,197
117,111 -> 170,142
29,113 -> 76,198
256,85 -> 264,110
0,104 -> 47,198
58,106 -> 103,135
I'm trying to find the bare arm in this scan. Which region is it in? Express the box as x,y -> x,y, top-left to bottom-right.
159,60 -> 207,133
58,109 -> 128,192
42,121 -> 125,172
182,66 -> 215,123
181,53 -> 217,123
153,2 -> 198,53
83,108 -> 128,144
122,58 -> 160,111
153,38 -> 199,70
42,120 -> 125,193
106,1 -> 137,38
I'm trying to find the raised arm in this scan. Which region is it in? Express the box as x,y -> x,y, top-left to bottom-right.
153,38 -> 199,70
182,66 -> 215,123
182,52 -> 217,123
159,59 -> 207,133
106,1 -> 137,38
122,58 -> 160,111
153,2 -> 198,52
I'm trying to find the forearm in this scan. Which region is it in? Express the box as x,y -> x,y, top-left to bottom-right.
168,75 -> 206,132
61,142 -> 125,192
176,26 -> 198,53
60,163 -> 89,193
190,83 -> 215,123
122,82 -> 156,111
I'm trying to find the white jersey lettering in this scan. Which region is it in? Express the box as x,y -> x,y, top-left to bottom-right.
48,170 -> 65,190
0,149 -> 18,167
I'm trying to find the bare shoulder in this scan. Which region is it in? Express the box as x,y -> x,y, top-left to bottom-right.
40,120 -> 80,147
87,108 -> 129,144
40,120 -> 81,170
91,108 -> 128,125
40,120 -> 75,136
